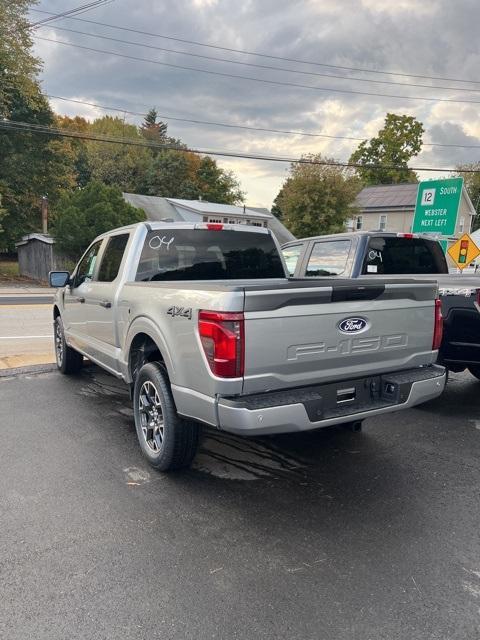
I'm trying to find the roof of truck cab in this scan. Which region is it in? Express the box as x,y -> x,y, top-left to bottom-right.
96,221 -> 273,240
281,231 -> 443,247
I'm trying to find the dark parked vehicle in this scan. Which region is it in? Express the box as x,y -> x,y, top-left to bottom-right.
282,231 -> 480,379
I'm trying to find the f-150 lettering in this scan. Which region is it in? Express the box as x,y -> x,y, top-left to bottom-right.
287,334 -> 408,360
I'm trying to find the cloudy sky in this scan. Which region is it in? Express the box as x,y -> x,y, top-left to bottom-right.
31,0 -> 480,207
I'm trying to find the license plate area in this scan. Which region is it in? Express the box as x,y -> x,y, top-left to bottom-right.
336,387 -> 356,404
302,375 -> 403,422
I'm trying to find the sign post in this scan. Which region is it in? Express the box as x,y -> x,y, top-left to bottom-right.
412,177 -> 463,236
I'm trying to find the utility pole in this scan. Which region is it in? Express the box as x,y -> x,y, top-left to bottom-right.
41,196 -> 48,234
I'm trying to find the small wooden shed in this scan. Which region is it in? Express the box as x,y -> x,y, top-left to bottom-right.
16,234 -> 69,282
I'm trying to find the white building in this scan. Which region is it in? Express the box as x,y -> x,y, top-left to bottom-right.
122,195 -> 295,245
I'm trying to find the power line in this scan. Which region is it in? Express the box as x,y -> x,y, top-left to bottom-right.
47,94 -> 366,142
38,25 -> 480,94
34,36 -> 480,106
47,94 -> 480,150
29,1 -> 113,28
1,118 -> 479,173
29,8 -> 480,86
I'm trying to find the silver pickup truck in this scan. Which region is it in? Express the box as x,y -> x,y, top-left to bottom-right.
282,231 -> 480,379
49,222 -> 446,471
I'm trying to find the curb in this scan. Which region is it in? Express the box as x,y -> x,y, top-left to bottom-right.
0,363 -> 57,378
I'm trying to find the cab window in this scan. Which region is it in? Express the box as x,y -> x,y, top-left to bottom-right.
282,244 -> 303,276
73,241 -> 102,287
97,234 -> 129,282
305,240 -> 351,276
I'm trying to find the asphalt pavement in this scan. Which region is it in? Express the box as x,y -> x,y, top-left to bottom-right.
1,366 -> 479,640
0,304 -> 54,369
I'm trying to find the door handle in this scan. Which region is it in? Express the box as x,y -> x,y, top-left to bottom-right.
77,297 -> 85,304
100,300 -> 112,309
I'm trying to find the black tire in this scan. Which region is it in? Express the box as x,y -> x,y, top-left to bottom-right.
133,362 -> 200,471
54,316 -> 83,374
468,365 -> 480,381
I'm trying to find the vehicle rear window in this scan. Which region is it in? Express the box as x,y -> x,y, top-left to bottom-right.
135,229 -> 285,281
305,240 -> 351,276
362,237 -> 446,275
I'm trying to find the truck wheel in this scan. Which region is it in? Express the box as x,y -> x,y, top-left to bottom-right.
54,316 -> 83,374
133,362 -> 200,471
468,365 -> 480,381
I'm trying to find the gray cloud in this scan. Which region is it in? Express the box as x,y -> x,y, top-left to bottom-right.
32,0 -> 480,205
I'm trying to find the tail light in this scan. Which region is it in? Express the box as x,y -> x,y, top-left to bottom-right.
433,298 -> 443,350
198,311 -> 244,378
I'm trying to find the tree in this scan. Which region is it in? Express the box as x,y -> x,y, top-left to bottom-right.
0,1 -> 78,250
85,116 -> 151,192
456,162 -> 480,231
275,154 -> 361,237
349,113 -> 424,185
271,184 -> 288,220
0,0 -> 42,119
196,157 -> 244,204
141,150 -> 198,198
140,108 -> 169,146
56,115 -> 93,187
51,182 -> 145,259
141,150 -> 244,203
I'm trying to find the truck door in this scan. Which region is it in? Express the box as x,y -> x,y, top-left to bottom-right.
63,239 -> 104,353
80,233 -> 130,371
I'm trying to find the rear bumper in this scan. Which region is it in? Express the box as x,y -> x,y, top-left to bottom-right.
217,365 -> 446,435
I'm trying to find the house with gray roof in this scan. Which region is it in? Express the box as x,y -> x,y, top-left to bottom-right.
122,194 -> 295,245
349,183 -> 476,237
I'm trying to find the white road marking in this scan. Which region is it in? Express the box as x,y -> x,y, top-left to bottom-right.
0,335 -> 53,339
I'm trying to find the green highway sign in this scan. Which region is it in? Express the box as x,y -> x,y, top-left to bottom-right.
412,177 -> 463,236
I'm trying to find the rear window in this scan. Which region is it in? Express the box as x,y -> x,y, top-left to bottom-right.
362,237 -> 446,275
135,229 -> 285,281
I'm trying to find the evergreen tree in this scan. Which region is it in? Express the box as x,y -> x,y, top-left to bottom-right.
140,108 -> 169,147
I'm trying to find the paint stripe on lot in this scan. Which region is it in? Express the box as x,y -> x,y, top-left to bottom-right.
0,335 -> 54,339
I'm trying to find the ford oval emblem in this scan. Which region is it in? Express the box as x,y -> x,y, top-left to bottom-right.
338,317 -> 369,334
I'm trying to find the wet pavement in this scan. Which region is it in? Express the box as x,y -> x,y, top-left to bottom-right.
1,366 -> 479,639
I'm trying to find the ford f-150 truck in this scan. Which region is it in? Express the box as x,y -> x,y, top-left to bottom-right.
282,231 -> 480,379
49,222 -> 446,471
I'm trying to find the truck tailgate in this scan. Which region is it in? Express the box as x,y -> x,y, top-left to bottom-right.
242,279 -> 438,394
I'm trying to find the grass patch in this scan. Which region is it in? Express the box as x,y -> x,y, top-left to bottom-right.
0,260 -> 19,278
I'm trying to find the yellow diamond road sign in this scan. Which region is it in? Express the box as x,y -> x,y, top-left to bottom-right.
447,233 -> 480,270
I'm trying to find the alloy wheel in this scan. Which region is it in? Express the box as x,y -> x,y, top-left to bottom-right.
138,380 -> 165,453
55,320 -> 64,367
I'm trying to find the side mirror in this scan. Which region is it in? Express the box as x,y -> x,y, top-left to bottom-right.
49,271 -> 70,288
